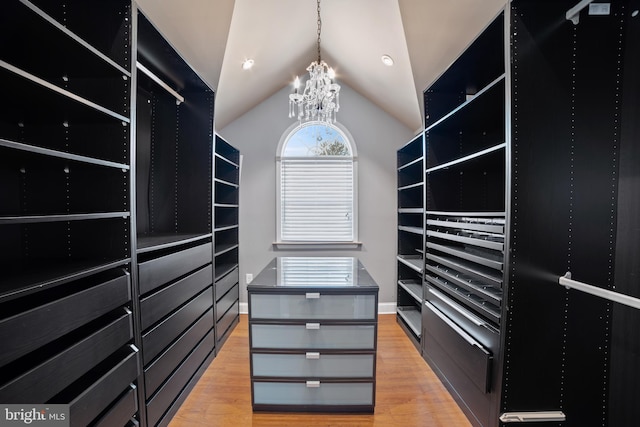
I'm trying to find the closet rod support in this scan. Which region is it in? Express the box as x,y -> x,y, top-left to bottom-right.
137,61 -> 185,105
566,0 -> 594,24
559,272 -> 640,310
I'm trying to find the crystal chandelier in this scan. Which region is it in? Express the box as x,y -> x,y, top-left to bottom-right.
288,0 -> 340,124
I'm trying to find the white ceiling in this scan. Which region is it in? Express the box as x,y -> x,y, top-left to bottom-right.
136,0 -> 507,133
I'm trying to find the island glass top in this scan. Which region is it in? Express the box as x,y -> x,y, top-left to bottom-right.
247,257 -> 379,290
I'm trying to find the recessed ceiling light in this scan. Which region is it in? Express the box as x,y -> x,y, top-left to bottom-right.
381,54 -> 394,66
242,59 -> 254,70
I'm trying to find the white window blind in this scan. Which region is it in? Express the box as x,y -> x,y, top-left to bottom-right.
281,158 -> 354,241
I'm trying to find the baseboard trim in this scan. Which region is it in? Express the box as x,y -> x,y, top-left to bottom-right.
239,302 -> 397,315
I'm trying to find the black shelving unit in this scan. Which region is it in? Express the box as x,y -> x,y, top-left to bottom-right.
1,2 -> 241,426
213,134 -> 240,349
422,11 -> 505,427
132,9 -> 217,427
396,134 -> 425,349
421,2 -> 640,426
0,1 -> 138,426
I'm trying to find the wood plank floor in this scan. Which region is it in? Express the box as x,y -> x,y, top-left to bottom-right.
169,314 -> 471,427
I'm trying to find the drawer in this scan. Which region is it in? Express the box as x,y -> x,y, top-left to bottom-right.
252,352 -> 375,379
0,271 -> 130,368
216,284 -> 239,321
424,301 -> 492,393
93,384 -> 138,427
146,329 -> 215,427
253,380 -> 374,407
251,323 -> 376,350
217,300 -> 239,342
69,346 -> 139,427
142,288 -> 213,365
250,293 -> 376,320
144,308 -> 214,398
0,309 -> 133,403
140,265 -> 212,331
215,267 -> 238,300
138,242 -> 212,295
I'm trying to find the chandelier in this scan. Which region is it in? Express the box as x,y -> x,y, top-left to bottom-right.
288,0 -> 340,124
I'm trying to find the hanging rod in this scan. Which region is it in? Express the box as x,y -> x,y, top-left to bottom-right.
559,272 -> 640,311
136,61 -> 184,105
500,411 -> 566,423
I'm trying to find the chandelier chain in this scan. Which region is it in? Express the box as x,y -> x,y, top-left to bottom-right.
316,0 -> 322,63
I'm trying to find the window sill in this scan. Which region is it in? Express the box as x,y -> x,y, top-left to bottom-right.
273,241 -> 363,250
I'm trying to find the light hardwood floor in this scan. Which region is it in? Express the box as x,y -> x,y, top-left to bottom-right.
169,314 -> 471,427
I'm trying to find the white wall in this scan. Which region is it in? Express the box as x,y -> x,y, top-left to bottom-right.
218,83 -> 415,308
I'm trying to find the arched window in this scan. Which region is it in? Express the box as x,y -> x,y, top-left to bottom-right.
276,121 -> 357,244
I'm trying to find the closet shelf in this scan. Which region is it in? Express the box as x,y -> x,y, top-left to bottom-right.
397,255 -> 423,274
398,280 -> 423,303
397,306 -> 422,337
19,0 -> 130,76
425,74 -> 505,133
214,178 -> 239,188
397,156 -> 424,171
425,263 -> 502,303
425,274 -> 500,324
427,229 -> 504,252
398,182 -> 423,191
398,226 -> 424,235
0,212 -> 130,225
214,243 -> 239,257
426,143 -> 506,174
0,138 -> 130,170
214,152 -> 240,168
0,259 -> 130,303
0,60 -> 129,123
136,233 -> 212,254
427,242 -> 503,271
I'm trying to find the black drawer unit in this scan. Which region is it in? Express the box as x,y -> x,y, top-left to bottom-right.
0,269 -> 139,426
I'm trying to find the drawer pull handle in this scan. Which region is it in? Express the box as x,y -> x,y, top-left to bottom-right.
306,352 -> 320,359
306,323 -> 320,330
306,381 -> 321,388
429,288 -> 487,327
306,292 -> 320,299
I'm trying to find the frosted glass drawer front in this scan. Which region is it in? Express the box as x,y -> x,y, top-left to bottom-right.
251,324 -> 375,350
253,381 -> 373,406
252,353 -> 374,378
250,293 -> 376,320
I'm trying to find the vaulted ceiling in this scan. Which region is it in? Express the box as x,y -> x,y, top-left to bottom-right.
136,0 -> 507,133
